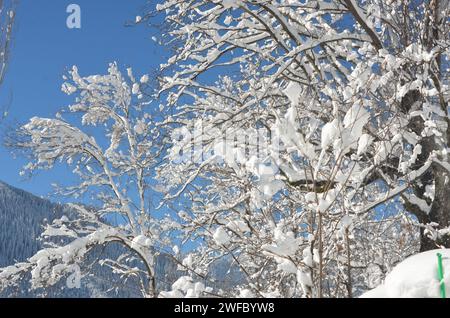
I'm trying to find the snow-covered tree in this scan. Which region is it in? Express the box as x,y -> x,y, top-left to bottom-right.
149,0 -> 449,297
0,63 -> 176,297
0,0 -> 449,298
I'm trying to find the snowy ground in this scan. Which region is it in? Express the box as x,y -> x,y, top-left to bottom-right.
361,249 -> 450,298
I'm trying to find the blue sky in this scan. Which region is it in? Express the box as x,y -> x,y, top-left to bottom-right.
0,0 -> 164,198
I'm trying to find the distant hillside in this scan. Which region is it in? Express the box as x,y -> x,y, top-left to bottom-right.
0,181 -> 179,298
0,181 -> 68,268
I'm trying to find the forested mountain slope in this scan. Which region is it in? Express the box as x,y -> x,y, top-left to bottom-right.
0,181 -> 179,297
0,181 -> 67,268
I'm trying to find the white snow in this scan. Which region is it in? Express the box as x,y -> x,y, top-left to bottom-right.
134,120 -> 147,135
361,249 -> 450,298
239,289 -> 255,298
42,225 -> 78,238
223,15 -> 233,26
373,141 -> 395,166
226,220 -> 250,233
403,193 -> 431,214
321,119 -> 340,149
283,82 -> 302,106
262,224 -> 301,257
213,226 -> 230,245
159,276 -> 208,298
337,215 -> 354,238
261,179 -> 285,198
343,103 -> 368,129
222,0 -> 239,9
274,257 -> 297,274
140,74 -> 149,84
182,254 -> 194,268
302,248 -> 314,267
357,133 -> 373,156
132,83 -> 140,95
130,235 -> 152,250
341,103 -> 370,153
61,82 -> 77,95
297,269 -> 313,292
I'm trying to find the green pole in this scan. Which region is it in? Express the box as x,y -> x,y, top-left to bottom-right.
437,253 -> 446,299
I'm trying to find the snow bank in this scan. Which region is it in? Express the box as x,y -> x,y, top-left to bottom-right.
361,249 -> 450,298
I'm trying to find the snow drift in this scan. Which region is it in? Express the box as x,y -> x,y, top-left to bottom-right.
362,249 -> 450,298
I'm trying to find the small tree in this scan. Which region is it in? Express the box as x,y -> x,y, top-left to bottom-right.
1,63 -> 172,297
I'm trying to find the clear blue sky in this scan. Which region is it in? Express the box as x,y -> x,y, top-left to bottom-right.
0,0 -> 164,198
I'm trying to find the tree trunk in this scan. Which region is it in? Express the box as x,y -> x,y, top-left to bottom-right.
419,164 -> 450,251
